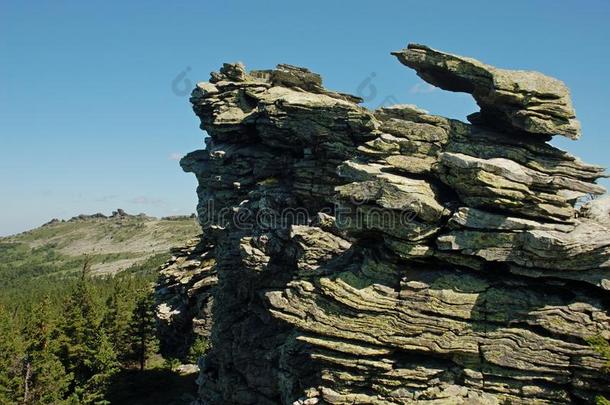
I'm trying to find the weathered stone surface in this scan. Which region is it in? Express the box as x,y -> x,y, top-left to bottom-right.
155,237 -> 216,359
162,44 -> 610,404
392,44 -> 582,139
581,196 -> 610,227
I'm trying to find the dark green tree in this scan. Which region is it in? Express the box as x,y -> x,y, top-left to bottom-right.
187,335 -> 209,364
102,279 -> 134,362
126,291 -> 159,371
21,297 -> 72,404
0,305 -> 25,404
59,261 -> 118,404
72,330 -> 118,405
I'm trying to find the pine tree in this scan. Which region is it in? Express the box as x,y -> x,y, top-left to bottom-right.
60,260 -> 118,404
24,351 -> 72,404
78,330 -> 118,405
60,276 -> 99,385
0,305 -> 25,404
126,291 -> 159,371
187,335 -> 209,364
102,278 -> 133,363
21,297 -> 72,404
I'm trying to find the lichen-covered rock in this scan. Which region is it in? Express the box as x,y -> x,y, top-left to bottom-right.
392,44 -> 582,139
155,237 -> 216,359
171,44 -> 610,404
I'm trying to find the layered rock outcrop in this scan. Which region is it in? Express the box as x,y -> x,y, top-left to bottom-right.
392,44 -> 581,140
156,237 -> 217,359
174,44 -> 610,404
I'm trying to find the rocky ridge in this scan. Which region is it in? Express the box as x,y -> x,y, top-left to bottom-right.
3,210 -> 200,277
166,44 -> 610,404
42,208 -> 196,226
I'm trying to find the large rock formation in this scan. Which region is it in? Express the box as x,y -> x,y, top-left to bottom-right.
172,44 -> 610,404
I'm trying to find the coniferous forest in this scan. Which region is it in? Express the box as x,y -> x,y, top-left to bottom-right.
0,252 -> 201,405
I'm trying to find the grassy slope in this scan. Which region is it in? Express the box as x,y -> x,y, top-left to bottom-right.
0,215 -> 200,285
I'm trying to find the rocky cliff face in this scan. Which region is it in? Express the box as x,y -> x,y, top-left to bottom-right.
156,237 -> 217,359
173,44 -> 610,404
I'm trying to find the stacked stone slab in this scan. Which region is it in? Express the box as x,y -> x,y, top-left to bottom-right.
156,237 -> 217,360
174,44 -> 610,404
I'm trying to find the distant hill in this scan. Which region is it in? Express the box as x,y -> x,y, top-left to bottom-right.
0,209 -> 200,286
0,210 -> 202,403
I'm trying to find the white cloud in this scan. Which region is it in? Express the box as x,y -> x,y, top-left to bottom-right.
409,82 -> 436,95
168,152 -> 183,161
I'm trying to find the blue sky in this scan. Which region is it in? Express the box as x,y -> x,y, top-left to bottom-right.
1,1 -> 609,236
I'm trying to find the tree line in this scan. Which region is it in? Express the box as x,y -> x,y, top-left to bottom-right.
0,256 -> 163,404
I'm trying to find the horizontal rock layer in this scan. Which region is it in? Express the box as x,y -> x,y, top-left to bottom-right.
155,237 -> 216,359
174,45 -> 610,404
392,44 -> 582,139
